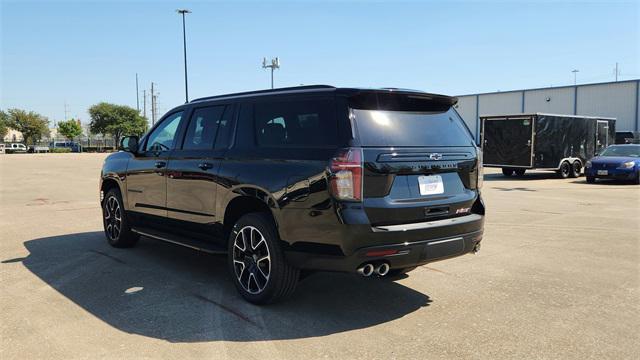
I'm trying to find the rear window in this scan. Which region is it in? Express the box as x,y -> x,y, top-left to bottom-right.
254,99 -> 337,148
352,108 -> 474,147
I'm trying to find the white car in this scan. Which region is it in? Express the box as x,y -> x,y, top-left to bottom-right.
5,143 -> 27,154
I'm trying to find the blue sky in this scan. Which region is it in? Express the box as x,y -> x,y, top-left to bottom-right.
1,0 -> 638,124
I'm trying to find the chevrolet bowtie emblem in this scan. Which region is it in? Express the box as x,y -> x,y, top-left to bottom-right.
429,153 -> 443,160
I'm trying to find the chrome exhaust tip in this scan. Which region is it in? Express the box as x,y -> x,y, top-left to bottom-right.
376,263 -> 390,276
473,242 -> 481,254
357,263 -> 375,277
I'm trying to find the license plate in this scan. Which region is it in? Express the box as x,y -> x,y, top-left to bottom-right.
418,175 -> 444,195
597,170 -> 608,175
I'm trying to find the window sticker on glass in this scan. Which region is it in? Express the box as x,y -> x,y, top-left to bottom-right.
418,175 -> 444,195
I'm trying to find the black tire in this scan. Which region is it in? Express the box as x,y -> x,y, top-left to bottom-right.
386,266 -> 417,278
586,176 -> 596,184
569,161 -> 581,178
514,168 -> 526,177
227,213 -> 299,305
502,168 -> 514,177
102,188 -> 139,248
558,161 -> 571,179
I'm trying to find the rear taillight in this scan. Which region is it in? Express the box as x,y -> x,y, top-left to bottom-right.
329,147 -> 363,201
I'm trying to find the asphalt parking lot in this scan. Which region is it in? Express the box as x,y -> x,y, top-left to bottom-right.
1,153 -> 638,359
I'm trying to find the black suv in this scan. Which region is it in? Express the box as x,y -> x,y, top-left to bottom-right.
100,85 -> 485,304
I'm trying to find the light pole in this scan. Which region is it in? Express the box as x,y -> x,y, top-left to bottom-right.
176,9 -> 191,102
262,57 -> 280,89
135,73 -> 139,112
572,69 -> 579,85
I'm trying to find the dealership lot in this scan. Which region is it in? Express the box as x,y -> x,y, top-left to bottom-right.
1,153 -> 638,359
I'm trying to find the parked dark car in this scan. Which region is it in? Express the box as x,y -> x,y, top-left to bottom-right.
585,144 -> 640,184
615,131 -> 640,144
100,85 -> 485,304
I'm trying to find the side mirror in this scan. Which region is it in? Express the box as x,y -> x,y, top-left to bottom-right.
120,136 -> 139,153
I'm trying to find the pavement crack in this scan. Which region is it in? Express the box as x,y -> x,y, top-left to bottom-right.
192,293 -> 262,329
420,266 -> 449,275
88,250 -> 127,264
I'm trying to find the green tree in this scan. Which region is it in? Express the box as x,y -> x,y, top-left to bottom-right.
58,119 -> 83,141
88,103 -> 147,144
0,110 -> 8,140
6,108 -> 50,145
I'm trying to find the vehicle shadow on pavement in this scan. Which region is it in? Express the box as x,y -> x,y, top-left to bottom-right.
15,232 -> 431,343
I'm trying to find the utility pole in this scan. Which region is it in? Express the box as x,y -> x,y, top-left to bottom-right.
176,9 -> 191,103
571,69 -> 579,85
62,101 -> 69,127
136,73 -> 140,112
150,82 -> 156,125
615,62 -> 620,82
153,93 -> 158,125
262,57 -> 280,89
143,89 -> 147,120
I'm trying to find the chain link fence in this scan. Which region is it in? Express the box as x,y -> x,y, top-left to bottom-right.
30,136 -> 118,152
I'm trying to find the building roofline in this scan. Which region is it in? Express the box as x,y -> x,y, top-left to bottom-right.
480,112 -> 616,120
456,78 -> 640,98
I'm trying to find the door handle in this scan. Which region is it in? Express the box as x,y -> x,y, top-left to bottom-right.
155,161 -> 166,168
198,162 -> 213,170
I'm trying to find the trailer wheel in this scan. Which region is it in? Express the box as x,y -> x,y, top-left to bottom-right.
502,168 -> 514,177
514,169 -> 526,177
569,161 -> 581,178
558,161 -> 571,179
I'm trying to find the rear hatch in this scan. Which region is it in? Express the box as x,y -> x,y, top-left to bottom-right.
348,91 -> 479,226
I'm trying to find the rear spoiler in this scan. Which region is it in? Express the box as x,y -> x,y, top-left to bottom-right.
347,89 -> 457,112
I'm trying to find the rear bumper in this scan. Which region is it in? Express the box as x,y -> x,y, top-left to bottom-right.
280,192 -> 485,273
285,228 -> 483,273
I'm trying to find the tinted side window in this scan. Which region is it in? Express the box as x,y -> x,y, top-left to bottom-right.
183,106 -> 225,150
145,111 -> 184,152
254,99 -> 337,147
214,105 -> 235,150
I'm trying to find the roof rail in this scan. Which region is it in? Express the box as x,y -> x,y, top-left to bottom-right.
190,85 -> 336,103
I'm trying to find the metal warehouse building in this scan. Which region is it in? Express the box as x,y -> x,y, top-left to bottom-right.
454,79 -> 640,141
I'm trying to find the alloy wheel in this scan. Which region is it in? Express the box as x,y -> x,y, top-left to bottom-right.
104,196 -> 122,241
232,226 -> 271,294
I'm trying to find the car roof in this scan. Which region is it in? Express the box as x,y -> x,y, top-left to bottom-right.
189,85 -> 457,106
